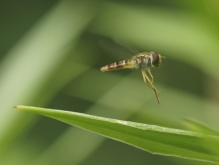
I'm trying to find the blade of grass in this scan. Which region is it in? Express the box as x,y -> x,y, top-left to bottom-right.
14,105 -> 219,164
183,119 -> 219,136
0,0 -> 97,157
30,128 -> 104,165
183,119 -> 219,156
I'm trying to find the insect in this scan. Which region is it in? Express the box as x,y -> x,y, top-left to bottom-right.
100,51 -> 166,105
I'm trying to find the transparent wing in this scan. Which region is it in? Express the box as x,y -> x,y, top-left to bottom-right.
113,37 -> 139,54
98,37 -> 139,60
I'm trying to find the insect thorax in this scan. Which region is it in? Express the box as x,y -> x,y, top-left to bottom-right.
135,54 -> 151,70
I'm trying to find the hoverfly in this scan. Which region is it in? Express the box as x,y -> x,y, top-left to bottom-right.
101,51 -> 165,105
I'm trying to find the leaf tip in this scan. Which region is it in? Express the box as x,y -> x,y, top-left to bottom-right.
13,105 -> 22,109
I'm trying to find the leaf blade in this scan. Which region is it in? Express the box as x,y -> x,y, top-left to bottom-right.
14,105 -> 219,163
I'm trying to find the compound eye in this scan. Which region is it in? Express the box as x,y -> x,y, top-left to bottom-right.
151,51 -> 160,67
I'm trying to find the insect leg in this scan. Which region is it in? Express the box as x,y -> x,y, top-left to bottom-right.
147,68 -> 154,84
141,69 -> 151,87
141,70 -> 160,105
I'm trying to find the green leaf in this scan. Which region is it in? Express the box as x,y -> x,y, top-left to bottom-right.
183,118 -> 219,136
14,105 -> 219,163
183,118 -> 219,156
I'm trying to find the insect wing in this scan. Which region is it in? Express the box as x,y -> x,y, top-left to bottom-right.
99,37 -> 139,60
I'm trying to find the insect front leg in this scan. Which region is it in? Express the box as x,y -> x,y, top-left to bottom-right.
141,70 -> 160,105
141,69 -> 151,87
147,68 -> 154,84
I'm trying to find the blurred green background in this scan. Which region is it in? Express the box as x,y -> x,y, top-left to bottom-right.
1,0 -> 219,164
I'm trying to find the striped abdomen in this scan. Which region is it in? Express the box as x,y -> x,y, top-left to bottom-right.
101,59 -> 137,72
